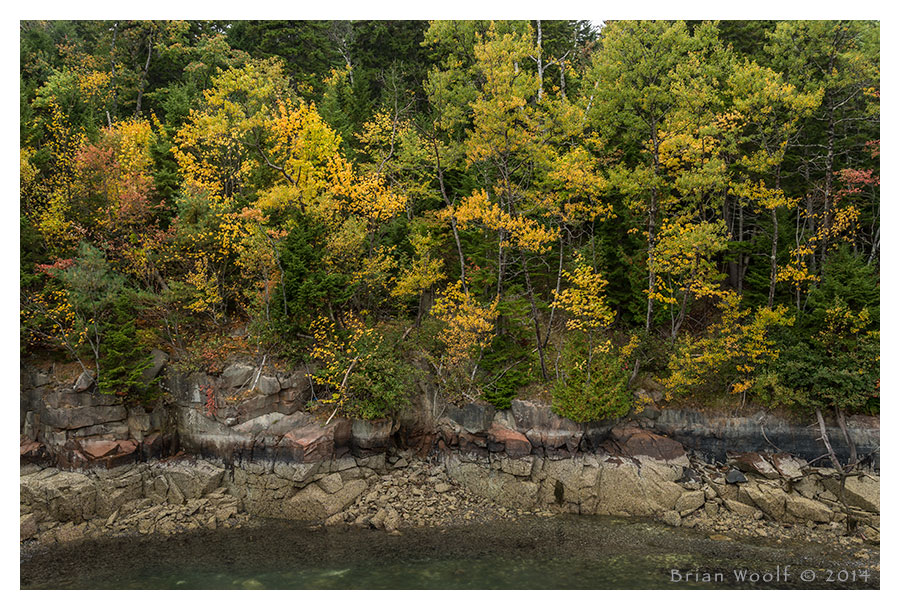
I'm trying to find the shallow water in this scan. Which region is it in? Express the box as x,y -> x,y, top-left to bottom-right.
20,515 -> 878,589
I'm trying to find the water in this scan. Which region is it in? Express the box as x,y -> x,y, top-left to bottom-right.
20,515 -> 878,589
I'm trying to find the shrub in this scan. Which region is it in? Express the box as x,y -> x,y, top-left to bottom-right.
551,340 -> 632,423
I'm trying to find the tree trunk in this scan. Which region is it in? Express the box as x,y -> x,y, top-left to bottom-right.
645,122 -> 660,332
521,251 -> 549,381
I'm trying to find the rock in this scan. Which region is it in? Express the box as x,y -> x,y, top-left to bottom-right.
723,499 -> 757,518
704,501 -> 719,518
20,513 -> 38,541
221,363 -> 255,388
285,479 -> 367,520
159,460 -> 224,499
487,424 -> 532,458
318,473 -> 344,494
661,510 -> 682,527
42,404 -> 128,430
727,452 -> 780,479
141,349 -> 169,382
383,507 -> 401,532
821,474 -> 879,512
278,419 -> 351,462
232,412 -> 286,436
74,370 -> 95,392
447,403 -> 496,434
80,439 -> 119,460
434,483 -> 451,493
510,399 -> 583,451
743,483 -> 788,520
770,454 -> 806,480
351,418 -> 395,452
604,426 -> 687,463
784,495 -> 833,523
859,525 -> 879,544
709,534 -> 732,541
674,490 -> 706,516
256,376 -> 281,396
725,469 -> 747,484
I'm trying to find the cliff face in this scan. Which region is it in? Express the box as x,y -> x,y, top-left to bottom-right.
20,357 -> 878,471
20,357 -> 881,548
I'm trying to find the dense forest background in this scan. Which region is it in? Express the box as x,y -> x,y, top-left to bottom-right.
20,20 -> 879,427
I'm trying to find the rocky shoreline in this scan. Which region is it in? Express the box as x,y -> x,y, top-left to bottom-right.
21,448 -> 879,559
21,359 -> 879,560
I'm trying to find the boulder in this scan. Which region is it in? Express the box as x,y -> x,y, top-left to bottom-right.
510,400 -> 583,451
74,370 -> 95,392
725,469 -> 747,484
821,474 -> 879,512
661,510 -> 682,527
80,439 -> 119,459
175,407 -> 251,458
351,418 -> 395,452
487,423 -> 532,458
42,404 -> 127,430
447,402 -> 496,434
727,452 -> 781,479
770,454 -> 807,480
256,376 -> 281,396
784,494 -> 833,523
284,479 -> 367,520
221,363 -> 255,388
278,418 -> 352,462
232,412 -> 286,436
674,490 -> 706,516
20,513 -> 38,541
604,426 -> 686,463
723,499 -> 757,518
317,472 -> 344,494
141,349 -> 169,382
742,483 -> 788,520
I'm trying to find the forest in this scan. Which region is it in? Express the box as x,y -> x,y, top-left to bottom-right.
19,20 -> 880,429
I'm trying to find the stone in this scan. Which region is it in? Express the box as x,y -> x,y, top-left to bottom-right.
221,363 -> 256,388
725,469 -> 747,484
351,418 -> 395,451
859,525 -> 879,544
704,501 -> 719,518
141,349 -> 169,382
42,404 -> 128,430
434,483 -> 451,493
674,490 -> 706,516
74,370 -> 95,392
510,399 -> 583,451
770,454 -> 807,480
318,473 -> 344,494
256,376 -> 281,396
487,423 -> 532,458
784,495 -> 833,523
278,418 -> 351,462
232,412 -> 286,436
743,483 -> 788,520
80,440 -> 119,459
724,499 -> 757,518
447,402 -> 496,434
604,426 -> 687,463
159,460 -> 224,499
821,474 -> 879,512
285,479 -> 367,520
727,452 -> 780,479
383,507 -> 401,532
20,513 -> 38,541
661,510 -> 682,527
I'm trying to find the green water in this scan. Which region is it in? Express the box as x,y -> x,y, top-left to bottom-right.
20,515 -> 878,589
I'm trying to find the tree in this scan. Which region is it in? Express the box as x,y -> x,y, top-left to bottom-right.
586,20 -> 700,332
